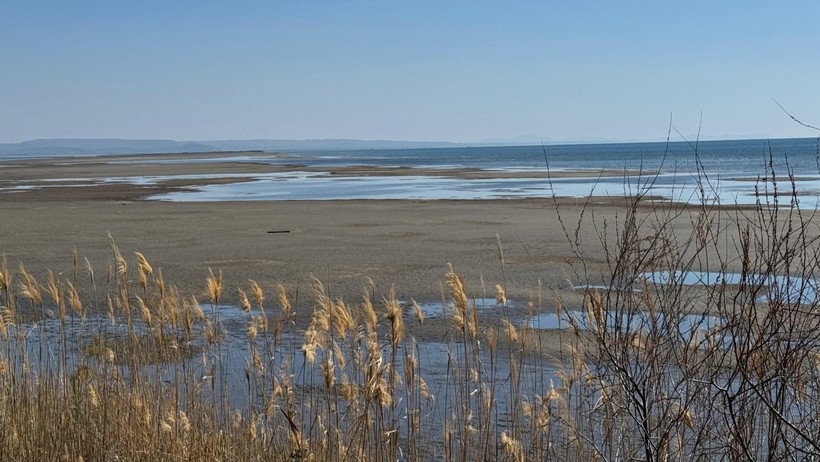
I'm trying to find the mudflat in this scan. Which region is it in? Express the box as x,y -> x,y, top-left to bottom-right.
0,152 -> 697,348
1,198 -> 598,302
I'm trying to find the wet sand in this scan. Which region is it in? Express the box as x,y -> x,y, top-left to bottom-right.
0,150 -> 654,201
0,152 -> 689,352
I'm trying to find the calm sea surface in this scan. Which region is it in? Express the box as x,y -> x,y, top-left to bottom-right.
160,138 -> 820,205
281,138 -> 820,175
8,138 -> 820,204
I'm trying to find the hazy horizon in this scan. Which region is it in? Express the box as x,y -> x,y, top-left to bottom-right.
3,1 -> 820,144
6,133 -> 817,147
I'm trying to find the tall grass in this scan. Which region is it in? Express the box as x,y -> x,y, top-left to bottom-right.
1,159 -> 820,460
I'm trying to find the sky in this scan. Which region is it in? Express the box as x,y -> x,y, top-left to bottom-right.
1,1 -> 819,144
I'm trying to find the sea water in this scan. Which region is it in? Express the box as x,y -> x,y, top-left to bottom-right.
150,138 -> 820,205
7,138 -> 820,205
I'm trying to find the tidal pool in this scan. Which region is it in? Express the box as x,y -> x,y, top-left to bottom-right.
644,270 -> 820,304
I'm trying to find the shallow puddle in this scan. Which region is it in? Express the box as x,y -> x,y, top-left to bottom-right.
403,298 -> 509,320
527,310 -> 721,335
4,302 -> 557,423
644,270 -> 820,304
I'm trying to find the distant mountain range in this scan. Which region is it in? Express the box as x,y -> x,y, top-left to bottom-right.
0,138 -> 475,158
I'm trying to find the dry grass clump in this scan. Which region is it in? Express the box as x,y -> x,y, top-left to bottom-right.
0,244 -> 520,460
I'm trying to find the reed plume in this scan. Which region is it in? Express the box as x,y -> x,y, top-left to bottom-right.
0,308 -> 8,340
135,252 -> 153,289
411,299 -> 425,325
495,284 -> 506,306
277,283 -> 292,317
248,279 -> 264,307
384,289 -> 404,345
206,267 -> 222,303
0,255 -> 9,294
46,270 -> 65,320
238,288 -> 251,312
18,263 -> 42,305
66,280 -> 83,318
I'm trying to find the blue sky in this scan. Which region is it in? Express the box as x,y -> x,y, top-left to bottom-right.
1,1 -> 819,143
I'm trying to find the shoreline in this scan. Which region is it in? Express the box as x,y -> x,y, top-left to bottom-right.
0,151 -> 655,202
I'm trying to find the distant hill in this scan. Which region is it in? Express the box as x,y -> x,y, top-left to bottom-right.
0,138 -> 469,158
